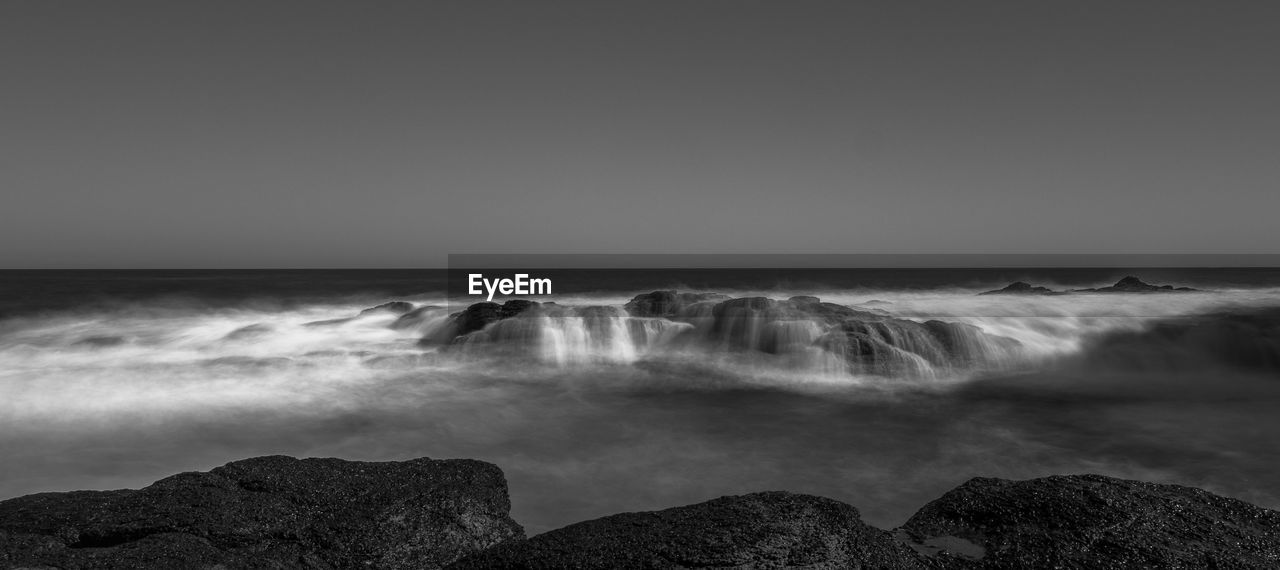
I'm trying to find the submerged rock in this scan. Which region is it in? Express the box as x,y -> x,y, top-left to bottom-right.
359,301 -> 416,316
451,491 -> 924,569
0,455 -> 524,569
391,305 -> 446,330
900,474 -> 1280,568
222,323 -> 273,340
71,335 -> 128,348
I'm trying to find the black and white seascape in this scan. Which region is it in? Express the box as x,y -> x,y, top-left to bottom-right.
5,1 -> 1280,566
3,267 -> 1279,538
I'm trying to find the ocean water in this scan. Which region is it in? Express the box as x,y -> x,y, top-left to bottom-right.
2,268 -> 1279,534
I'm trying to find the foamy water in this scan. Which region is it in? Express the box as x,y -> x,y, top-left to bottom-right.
3,284 -> 1280,533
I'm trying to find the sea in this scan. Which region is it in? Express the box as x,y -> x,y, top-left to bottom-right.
2,267 -> 1278,534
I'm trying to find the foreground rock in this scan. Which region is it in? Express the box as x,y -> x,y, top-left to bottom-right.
451,491 -> 925,569
5,462 -> 1279,569
900,474 -> 1280,569
0,456 -> 523,569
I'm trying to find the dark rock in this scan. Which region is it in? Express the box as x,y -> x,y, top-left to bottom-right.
450,491 -> 924,569
0,455 -> 524,569
452,302 -> 502,337
498,299 -> 538,320
979,282 -> 1057,295
305,302 -> 417,328
453,300 -> 540,337
788,295 -> 821,305
924,320 -> 1022,364
422,300 -> 542,345
801,301 -> 886,323
900,474 -> 1280,569
624,291 -> 730,318
1075,276 -> 1199,293
359,301 -> 416,316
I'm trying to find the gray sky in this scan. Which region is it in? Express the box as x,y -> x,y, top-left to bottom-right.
2,1 -> 1278,268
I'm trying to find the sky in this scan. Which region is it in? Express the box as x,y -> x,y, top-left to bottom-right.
1,1 -> 1278,268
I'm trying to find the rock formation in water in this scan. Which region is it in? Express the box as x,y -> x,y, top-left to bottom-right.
981,276 -> 1199,296
390,305 -> 446,330
451,492 -> 926,569
1074,276 -> 1199,293
4,460 -> 1278,569
0,456 -> 523,569
978,281 -> 1059,295
418,292 -> 1021,376
623,290 -> 731,318
359,301 -> 416,316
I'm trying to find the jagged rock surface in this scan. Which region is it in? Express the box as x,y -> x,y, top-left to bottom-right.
0,456 -> 524,569
450,491 -> 925,569
900,474 -> 1280,569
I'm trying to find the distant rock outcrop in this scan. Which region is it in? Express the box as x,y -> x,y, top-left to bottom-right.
981,276 -> 1199,296
900,474 -> 1280,568
0,456 -> 524,569
1074,275 -> 1199,293
450,491 -> 925,569
979,281 -> 1058,295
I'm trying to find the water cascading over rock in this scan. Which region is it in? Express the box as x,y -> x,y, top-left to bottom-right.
423,292 -> 1022,377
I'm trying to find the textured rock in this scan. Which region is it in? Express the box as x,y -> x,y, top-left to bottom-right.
624,290 -> 730,318
450,300 -> 541,338
450,491 -> 924,569
900,474 -> 1280,569
0,455 -> 524,569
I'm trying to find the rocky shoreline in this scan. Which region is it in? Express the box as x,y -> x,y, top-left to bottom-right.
3,456 -> 1277,569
